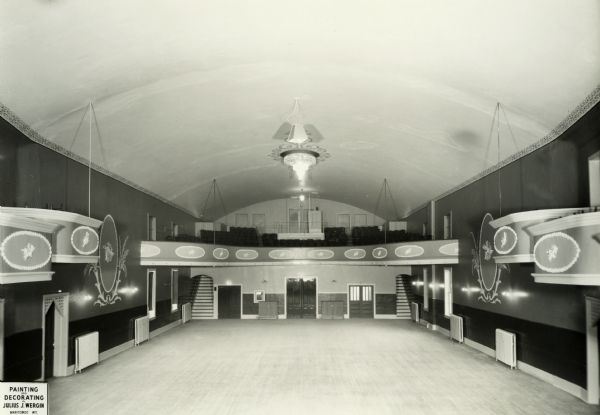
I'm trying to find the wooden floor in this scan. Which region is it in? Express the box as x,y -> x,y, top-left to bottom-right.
49,320 -> 597,415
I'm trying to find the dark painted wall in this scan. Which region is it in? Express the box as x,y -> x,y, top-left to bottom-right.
0,115 -> 197,380
406,102 -> 600,388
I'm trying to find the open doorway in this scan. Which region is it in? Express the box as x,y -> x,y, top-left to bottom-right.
41,293 -> 69,380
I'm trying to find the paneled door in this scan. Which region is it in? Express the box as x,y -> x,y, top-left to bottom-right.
349,285 -> 374,318
286,278 -> 316,319
218,286 -> 241,319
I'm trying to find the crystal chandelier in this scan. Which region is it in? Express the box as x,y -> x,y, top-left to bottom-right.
281,150 -> 318,184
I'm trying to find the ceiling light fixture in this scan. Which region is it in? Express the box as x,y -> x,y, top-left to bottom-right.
270,99 -> 331,185
281,149 -> 319,185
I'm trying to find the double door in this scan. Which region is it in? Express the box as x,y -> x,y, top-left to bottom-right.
349,285 -> 374,318
286,278 -> 316,319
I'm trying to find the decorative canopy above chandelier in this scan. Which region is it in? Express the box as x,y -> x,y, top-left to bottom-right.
270,99 -> 330,185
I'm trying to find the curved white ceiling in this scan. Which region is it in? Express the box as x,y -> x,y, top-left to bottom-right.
1,0 -> 599,218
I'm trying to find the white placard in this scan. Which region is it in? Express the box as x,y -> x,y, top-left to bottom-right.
1,382 -> 47,415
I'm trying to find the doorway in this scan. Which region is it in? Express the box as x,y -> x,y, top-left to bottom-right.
44,303 -> 55,378
348,285 -> 374,318
218,285 -> 241,319
286,278 -> 316,319
41,293 -> 69,380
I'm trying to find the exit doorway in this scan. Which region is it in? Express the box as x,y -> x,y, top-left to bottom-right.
348,285 -> 374,318
41,293 -> 69,380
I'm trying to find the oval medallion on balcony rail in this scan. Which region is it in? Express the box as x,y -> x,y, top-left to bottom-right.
268,249 -> 294,260
175,246 -> 205,259
307,249 -> 334,260
372,247 -> 388,259
140,243 -> 161,258
493,226 -> 517,255
395,245 -> 424,258
438,242 -> 459,256
71,226 -> 99,256
533,232 -> 581,273
0,230 -> 52,271
213,247 -> 229,260
344,248 -> 366,260
236,249 -> 259,260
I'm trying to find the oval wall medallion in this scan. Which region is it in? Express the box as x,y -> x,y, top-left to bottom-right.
213,247 -> 229,260
235,249 -> 259,260
438,242 -> 459,256
307,249 -> 334,260
344,248 -> 366,260
175,245 -> 206,259
140,243 -> 161,258
0,231 -> 52,271
372,247 -> 388,259
395,245 -> 425,258
493,226 -> 518,255
71,226 -> 99,256
268,249 -> 294,260
533,232 -> 581,273
99,215 -> 119,293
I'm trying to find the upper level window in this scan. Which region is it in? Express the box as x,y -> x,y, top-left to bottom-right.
147,269 -> 156,319
589,151 -> 600,207
171,222 -> 179,238
147,215 -> 157,241
235,214 -> 249,227
423,267 -> 429,311
171,269 -> 179,312
443,212 -> 452,239
444,267 -> 453,317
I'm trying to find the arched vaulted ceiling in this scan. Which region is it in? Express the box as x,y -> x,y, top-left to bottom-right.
1,0 -> 599,219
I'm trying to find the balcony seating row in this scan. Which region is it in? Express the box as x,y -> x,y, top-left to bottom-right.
351,227 -> 430,245
163,227 -> 431,247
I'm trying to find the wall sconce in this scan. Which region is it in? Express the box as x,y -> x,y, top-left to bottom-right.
262,279 -> 268,284
501,290 -> 529,298
461,287 -> 481,293
118,286 -> 139,296
331,279 -> 337,283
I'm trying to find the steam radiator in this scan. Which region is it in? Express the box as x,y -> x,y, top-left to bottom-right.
182,302 -> 192,323
449,314 -> 464,343
134,316 -> 150,346
495,329 -> 517,369
75,331 -> 99,373
411,302 -> 420,323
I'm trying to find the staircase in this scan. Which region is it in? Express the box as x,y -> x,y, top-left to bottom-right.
396,275 -> 416,319
188,275 -> 214,319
